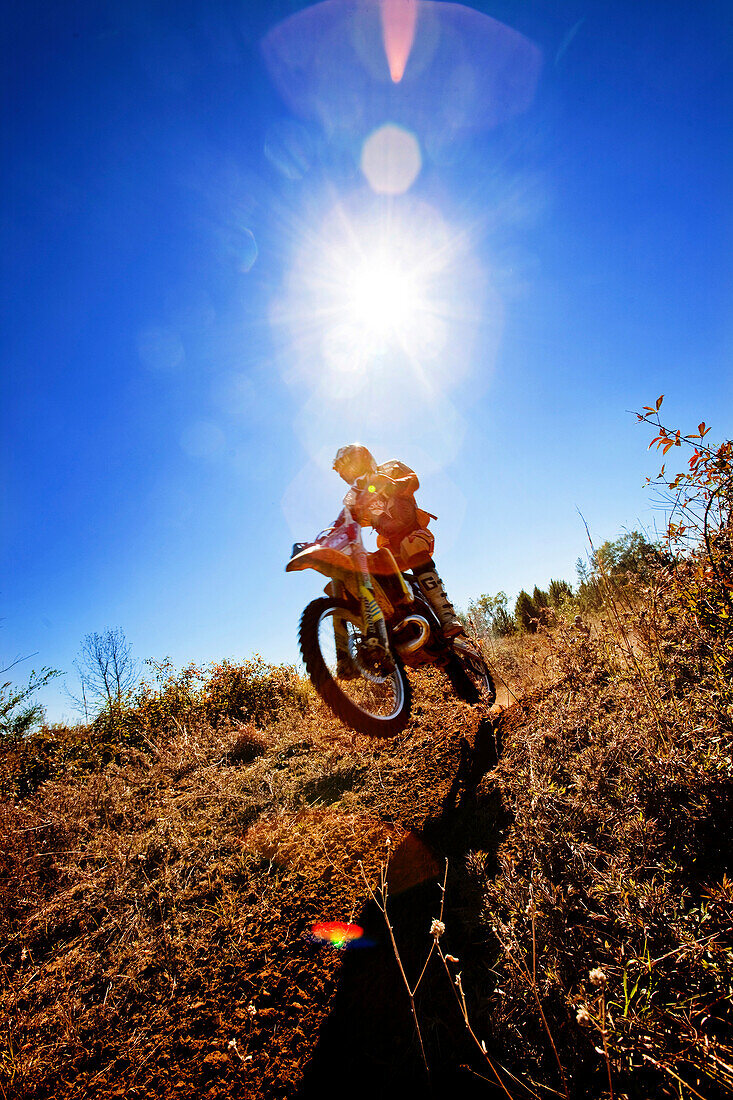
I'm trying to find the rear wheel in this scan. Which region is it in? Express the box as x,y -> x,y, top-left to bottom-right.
446,651 -> 496,710
299,597 -> 412,737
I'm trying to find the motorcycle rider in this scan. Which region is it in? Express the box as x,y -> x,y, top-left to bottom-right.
332,444 -> 465,638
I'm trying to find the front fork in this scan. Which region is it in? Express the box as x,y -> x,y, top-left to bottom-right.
350,541 -> 393,666
329,569 -> 394,673
329,577 -> 351,667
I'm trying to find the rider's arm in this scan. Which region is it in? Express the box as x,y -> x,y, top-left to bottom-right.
376,461 -> 420,496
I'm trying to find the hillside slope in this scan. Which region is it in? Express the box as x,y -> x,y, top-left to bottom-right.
2,589 -> 733,1098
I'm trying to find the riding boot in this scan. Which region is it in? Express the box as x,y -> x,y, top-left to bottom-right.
414,567 -> 464,637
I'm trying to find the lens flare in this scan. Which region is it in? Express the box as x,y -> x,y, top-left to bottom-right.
380,0 -> 418,82
263,2 -> 542,138
273,194 -> 485,394
309,921 -> 369,949
238,228 -> 258,273
361,124 -> 421,194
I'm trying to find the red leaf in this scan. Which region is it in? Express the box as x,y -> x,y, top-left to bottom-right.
656,394 -> 664,410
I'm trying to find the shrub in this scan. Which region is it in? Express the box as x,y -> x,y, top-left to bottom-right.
0,658 -> 310,799
0,721 -> 133,800
0,666 -> 59,740
128,656 -> 311,736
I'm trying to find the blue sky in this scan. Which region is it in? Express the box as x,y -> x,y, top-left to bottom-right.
2,0 -> 731,722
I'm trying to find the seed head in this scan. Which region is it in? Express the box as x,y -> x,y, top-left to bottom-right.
589,966 -> 607,988
576,1005 -> 592,1027
430,919 -> 446,939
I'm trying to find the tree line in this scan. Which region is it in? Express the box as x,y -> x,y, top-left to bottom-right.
462,530 -> 667,637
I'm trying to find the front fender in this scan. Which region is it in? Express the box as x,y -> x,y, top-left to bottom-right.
285,545 -> 355,577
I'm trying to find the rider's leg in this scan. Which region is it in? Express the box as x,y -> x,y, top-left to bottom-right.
411,559 -> 464,637
394,530 -> 465,639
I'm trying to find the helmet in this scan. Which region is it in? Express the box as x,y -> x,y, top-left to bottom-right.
333,444 -> 376,483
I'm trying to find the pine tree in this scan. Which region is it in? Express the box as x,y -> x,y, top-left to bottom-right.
532,586 -> 550,609
514,590 -> 539,632
548,579 -> 573,608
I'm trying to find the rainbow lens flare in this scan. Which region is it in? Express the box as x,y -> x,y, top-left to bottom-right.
309,921 -> 367,950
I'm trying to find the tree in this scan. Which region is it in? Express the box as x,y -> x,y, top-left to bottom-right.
466,592 -> 516,638
514,590 -> 539,633
0,663 -> 59,739
548,579 -> 573,608
492,604 -> 517,637
532,586 -> 550,609
593,531 -> 664,581
69,629 -> 139,718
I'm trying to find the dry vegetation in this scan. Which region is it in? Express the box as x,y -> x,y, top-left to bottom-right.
1,415 -> 732,1099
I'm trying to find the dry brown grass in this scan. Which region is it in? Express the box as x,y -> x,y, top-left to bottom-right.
461,578 -> 733,1099
2,541 -> 733,1098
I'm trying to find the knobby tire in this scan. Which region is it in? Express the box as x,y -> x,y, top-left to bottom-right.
299,597 -> 412,737
446,653 -> 497,709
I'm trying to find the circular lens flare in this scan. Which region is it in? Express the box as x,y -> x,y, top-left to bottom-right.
361,124 -> 421,194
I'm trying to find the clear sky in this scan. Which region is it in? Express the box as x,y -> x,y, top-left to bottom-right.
2,0 -> 731,722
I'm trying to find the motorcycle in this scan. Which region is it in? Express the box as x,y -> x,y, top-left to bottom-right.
286,505 -> 496,736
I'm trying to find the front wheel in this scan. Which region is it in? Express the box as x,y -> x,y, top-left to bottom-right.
299,597 -> 412,737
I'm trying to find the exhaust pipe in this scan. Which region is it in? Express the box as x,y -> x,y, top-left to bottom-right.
393,614 -> 431,656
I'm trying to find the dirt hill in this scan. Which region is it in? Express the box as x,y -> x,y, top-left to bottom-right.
2,581 -> 732,1100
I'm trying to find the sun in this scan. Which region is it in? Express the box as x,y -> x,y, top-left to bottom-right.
274,195 -> 485,393
343,250 -> 426,350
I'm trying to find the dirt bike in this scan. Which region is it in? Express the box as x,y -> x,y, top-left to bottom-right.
286,506 -> 496,736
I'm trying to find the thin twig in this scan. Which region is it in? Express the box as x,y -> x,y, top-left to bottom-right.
413,860 -> 448,996
359,850 -> 432,1088
599,989 -> 614,1100
501,925 -> 569,1100
437,947 -> 521,1100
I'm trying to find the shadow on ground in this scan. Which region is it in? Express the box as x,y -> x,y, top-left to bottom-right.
297,716 -> 511,1098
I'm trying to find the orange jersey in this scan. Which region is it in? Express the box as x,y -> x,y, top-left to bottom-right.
343,460 -> 436,567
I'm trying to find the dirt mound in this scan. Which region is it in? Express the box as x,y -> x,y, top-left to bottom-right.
1,670 -> 501,1099
3,607 -> 732,1100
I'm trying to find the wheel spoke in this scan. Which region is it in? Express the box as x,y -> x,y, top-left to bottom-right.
318,607 -> 405,720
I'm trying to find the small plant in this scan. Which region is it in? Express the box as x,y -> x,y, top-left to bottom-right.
128,655 -> 311,736
362,847 -> 529,1099
0,664 -> 59,740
